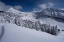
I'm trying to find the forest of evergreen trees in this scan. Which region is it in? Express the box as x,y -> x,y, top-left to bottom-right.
14,18 -> 60,35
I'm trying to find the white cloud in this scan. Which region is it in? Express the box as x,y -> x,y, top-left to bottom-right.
0,1 -> 22,11
33,8 -> 42,12
13,5 -> 22,10
39,4 -> 47,9
0,1 -> 11,11
48,2 -> 54,8
61,9 -> 64,10
60,8 -> 64,10
39,2 -> 54,9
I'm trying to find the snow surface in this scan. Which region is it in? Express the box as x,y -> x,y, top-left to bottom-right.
38,17 -> 64,30
0,23 -> 64,42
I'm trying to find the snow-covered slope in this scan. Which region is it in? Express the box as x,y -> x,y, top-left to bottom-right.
37,17 -> 64,30
0,8 -> 64,42
35,8 -> 64,30
0,7 -> 64,30
0,23 -> 64,42
21,12 -> 36,22
6,7 -> 36,22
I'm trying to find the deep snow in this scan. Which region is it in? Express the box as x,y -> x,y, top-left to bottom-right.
0,23 -> 64,42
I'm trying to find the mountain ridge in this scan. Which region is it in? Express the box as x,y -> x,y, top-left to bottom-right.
0,7 -> 64,30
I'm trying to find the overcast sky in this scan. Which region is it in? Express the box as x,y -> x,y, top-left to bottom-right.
0,0 -> 64,12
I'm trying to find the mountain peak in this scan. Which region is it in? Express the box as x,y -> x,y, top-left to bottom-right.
6,7 -> 22,14
8,7 -> 16,11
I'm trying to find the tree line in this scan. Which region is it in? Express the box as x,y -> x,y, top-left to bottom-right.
14,18 -> 60,35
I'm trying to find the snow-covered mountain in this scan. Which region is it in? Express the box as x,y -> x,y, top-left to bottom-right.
0,7 -> 64,30
7,7 -> 36,22
0,7 -> 64,42
0,7 -> 36,23
0,7 -> 64,33
0,7 -> 64,29
6,7 -> 22,14
36,8 -> 64,19
35,8 -> 64,30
